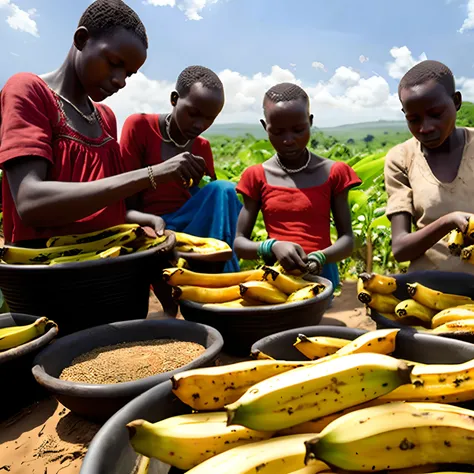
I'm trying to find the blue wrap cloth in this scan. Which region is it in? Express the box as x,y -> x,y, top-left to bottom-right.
161,180 -> 242,273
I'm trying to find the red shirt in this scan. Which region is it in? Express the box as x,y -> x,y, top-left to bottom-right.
236,161 -> 361,254
0,73 -> 126,244
119,113 -> 215,216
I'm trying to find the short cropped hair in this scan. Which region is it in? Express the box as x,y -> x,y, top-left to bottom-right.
398,60 -> 455,96
78,0 -> 148,49
176,66 -> 224,97
264,82 -> 309,106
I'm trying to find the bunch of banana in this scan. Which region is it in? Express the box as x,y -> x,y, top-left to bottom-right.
126,412 -> 274,470
163,267 -> 265,287
226,353 -> 412,431
304,402 -> 474,471
447,228 -> 465,256
182,434 -> 331,474
357,273 -> 401,314
431,305 -> 474,328
173,232 -> 230,254
0,317 -> 55,351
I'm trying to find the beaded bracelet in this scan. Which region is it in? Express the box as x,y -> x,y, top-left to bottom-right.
308,251 -> 327,266
257,239 -> 277,262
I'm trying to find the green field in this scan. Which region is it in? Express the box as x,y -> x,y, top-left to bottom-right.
208,102 -> 474,281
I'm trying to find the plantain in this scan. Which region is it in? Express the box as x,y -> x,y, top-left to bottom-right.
262,266 -> 312,295
447,228 -> 465,256
163,267 -> 265,288
46,224 -> 139,247
240,281 -> 288,304
461,244 -> 474,264
431,305 -> 474,328
174,232 -> 230,253
367,292 -> 401,313
49,246 -> 123,265
467,215 -> 474,240
394,299 -> 437,323
250,349 -> 275,360
203,298 -> 263,308
0,228 -> 141,265
293,334 -> 350,360
287,284 -> 325,303
172,285 -> 241,304
407,282 -> 474,311
135,235 -> 168,252
0,317 -> 52,351
357,277 -> 372,304
359,272 -> 397,294
432,318 -> 474,334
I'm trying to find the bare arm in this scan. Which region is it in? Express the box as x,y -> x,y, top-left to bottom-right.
322,190 -> 355,263
234,194 -> 261,259
390,211 -> 472,263
5,152 -> 206,228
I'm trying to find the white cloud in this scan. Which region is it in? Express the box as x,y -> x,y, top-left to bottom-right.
9,51 -> 19,56
459,0 -> 474,33
312,61 -> 327,72
359,55 -> 369,64
0,0 -> 38,36
386,46 -> 427,79
145,0 -> 219,20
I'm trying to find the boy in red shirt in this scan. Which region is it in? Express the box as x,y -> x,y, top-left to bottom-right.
235,83 -> 361,290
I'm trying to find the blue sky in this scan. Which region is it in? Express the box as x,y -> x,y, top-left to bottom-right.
2,0 -> 474,131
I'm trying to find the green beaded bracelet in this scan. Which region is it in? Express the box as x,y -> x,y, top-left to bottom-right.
258,238 -> 277,261
308,251 -> 327,266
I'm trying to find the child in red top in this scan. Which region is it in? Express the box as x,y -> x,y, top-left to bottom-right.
235,83 -> 361,290
120,66 -> 242,272
0,0 -> 206,246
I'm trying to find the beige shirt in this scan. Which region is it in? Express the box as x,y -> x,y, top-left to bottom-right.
384,128 -> 474,274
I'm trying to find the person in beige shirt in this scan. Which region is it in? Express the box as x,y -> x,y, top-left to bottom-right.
385,60 -> 474,274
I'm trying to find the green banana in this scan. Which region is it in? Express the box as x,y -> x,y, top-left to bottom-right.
226,353 -> 412,431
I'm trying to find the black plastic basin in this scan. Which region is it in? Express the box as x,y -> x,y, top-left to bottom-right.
0,313 -> 58,420
180,275 -> 333,356
369,271 -> 474,343
32,319 -> 223,421
80,326 -> 474,474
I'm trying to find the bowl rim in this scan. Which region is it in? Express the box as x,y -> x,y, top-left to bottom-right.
178,274 -> 333,313
31,319 -> 223,398
0,313 -> 59,364
0,230 -> 176,272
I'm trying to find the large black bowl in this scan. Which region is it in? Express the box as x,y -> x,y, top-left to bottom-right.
180,275 -> 333,356
0,313 -> 58,420
80,326 -> 474,474
32,319 -> 223,421
369,271 -> 474,343
0,231 -> 176,336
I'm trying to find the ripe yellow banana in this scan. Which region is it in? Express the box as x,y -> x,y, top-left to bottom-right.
461,244 -> 474,264
46,224 -> 139,247
394,299 -> 437,323
336,328 -> 400,356
357,277 -> 372,304
0,317 -> 51,351
203,298 -> 263,308
171,359 -> 313,411
240,281 -> 288,304
432,319 -> 474,334
185,434 -> 330,474
226,353 -> 412,431
447,228 -> 465,256
49,246 -> 123,265
407,283 -> 474,311
467,216 -> 474,240
381,357 -> 474,403
126,412 -> 274,470
172,285 -> 241,304
276,399 -> 388,436
359,272 -> 397,294
262,266 -> 312,295
304,402 -> 474,471
431,306 -> 474,328
0,228 -> 140,265
163,267 -> 265,288
367,293 -> 401,313
135,235 -> 168,252
250,350 -> 275,360
287,284 -> 325,303
293,335 -> 350,360
174,232 -> 230,253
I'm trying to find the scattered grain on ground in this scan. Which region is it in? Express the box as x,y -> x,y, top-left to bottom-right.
59,339 -> 206,384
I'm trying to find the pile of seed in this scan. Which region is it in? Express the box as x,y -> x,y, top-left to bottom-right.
59,339 -> 206,384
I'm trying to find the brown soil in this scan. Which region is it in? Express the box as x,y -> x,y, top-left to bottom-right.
0,279 -> 371,474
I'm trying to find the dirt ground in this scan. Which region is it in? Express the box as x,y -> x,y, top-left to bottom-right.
0,280 -> 371,474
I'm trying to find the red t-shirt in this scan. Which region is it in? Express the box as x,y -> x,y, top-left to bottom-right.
119,113 -> 215,216
236,161 -> 361,254
0,73 -> 126,244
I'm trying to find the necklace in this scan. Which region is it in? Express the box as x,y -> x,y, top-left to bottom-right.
276,149 -> 311,174
162,114 -> 190,148
57,93 -> 98,125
